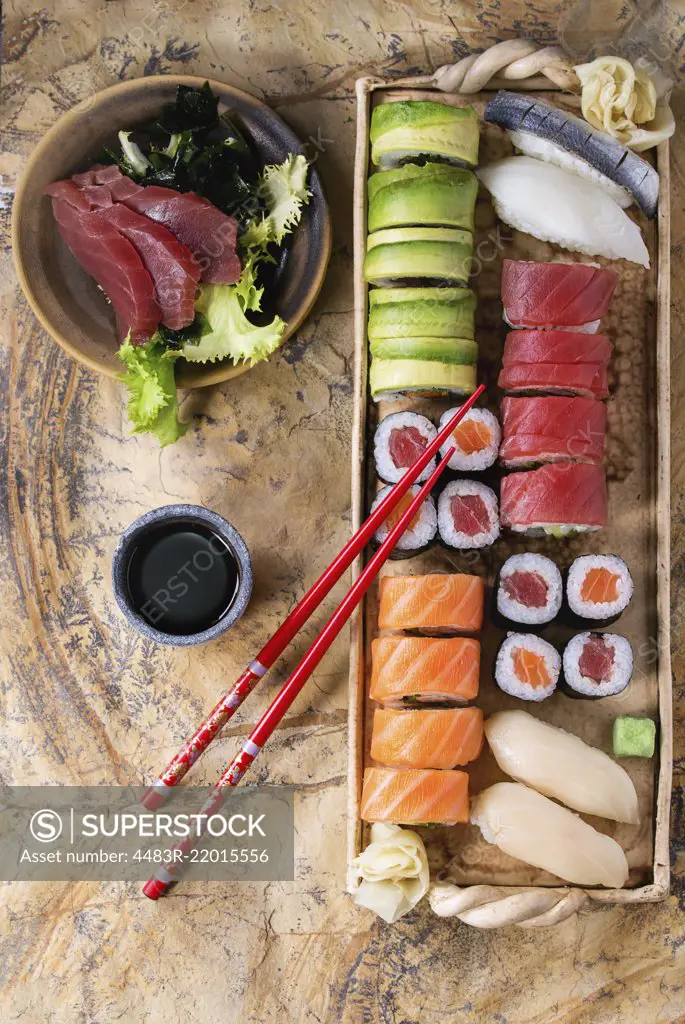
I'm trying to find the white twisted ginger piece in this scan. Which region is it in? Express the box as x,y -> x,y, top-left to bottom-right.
433,39 -> 579,95
429,882 -> 588,929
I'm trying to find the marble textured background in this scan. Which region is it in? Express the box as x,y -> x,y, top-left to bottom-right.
1,1 -> 684,1021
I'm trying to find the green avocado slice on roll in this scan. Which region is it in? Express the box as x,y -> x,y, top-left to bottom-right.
370,336 -> 479,363
370,101 -> 480,169
368,286 -> 476,340
368,163 -> 478,232
370,358 -> 477,400
364,227 -> 473,286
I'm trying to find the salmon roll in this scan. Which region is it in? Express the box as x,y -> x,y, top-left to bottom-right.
370,636 -> 480,706
373,411 -> 437,484
371,485 -> 437,557
360,767 -> 470,824
378,573 -> 485,634
562,632 -> 633,699
438,406 -> 501,471
494,633 -> 560,702
566,554 -> 634,626
437,480 -> 500,550
371,707 -> 484,768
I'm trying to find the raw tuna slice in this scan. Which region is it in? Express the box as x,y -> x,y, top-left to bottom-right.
72,164 -> 124,186
50,197 -> 160,344
502,330 -> 612,366
498,362 -> 609,399
578,634 -> 615,682
499,396 -> 606,466
93,204 -> 200,329
500,463 -> 608,532
501,260 -> 618,328
123,186 -> 241,284
43,179 -> 94,212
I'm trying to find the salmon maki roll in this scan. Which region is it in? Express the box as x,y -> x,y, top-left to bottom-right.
370,636 -> 480,705
378,573 -> 484,633
371,707 -> 484,768
360,767 -> 470,824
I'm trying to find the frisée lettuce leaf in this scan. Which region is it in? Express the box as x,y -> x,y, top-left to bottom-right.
118,338 -> 187,447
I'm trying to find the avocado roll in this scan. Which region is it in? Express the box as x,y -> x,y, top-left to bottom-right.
562,632 -> 633,699
368,286 -> 476,341
370,101 -> 480,169
373,412 -> 437,484
364,227 -> 473,287
370,358 -> 477,401
368,163 -> 478,232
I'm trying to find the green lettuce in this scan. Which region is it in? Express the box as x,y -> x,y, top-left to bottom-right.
118,338 -> 187,447
182,285 -> 286,365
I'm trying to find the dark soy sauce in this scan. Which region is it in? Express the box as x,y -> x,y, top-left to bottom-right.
126,520 -> 240,636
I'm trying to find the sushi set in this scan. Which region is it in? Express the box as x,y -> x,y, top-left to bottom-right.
348,63 -> 671,927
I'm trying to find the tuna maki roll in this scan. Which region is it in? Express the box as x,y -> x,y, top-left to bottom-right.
562,632 -> 633,699
373,412 -> 437,484
495,553 -> 562,627
566,554 -> 633,626
371,484 -> 437,557
494,633 -> 560,702
438,406 -> 500,471
438,480 -> 500,550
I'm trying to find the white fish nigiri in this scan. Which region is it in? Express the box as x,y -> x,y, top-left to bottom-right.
471,782 -> 629,889
485,710 -> 639,824
478,156 -> 650,268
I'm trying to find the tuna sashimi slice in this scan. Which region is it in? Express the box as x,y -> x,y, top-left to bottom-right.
360,767 -> 470,824
500,463 -> 608,530
92,204 -> 201,329
51,197 -> 160,344
503,329 -> 612,366
123,186 -> 241,284
500,396 -> 606,465
501,260 -> 618,328
498,362 -> 609,399
43,179 -> 95,212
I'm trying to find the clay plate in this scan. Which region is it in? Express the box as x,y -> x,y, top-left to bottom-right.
12,75 -> 332,388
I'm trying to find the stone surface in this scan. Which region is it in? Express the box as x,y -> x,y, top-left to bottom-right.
1,2 -> 684,1021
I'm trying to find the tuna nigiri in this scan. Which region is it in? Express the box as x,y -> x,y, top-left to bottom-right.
500,463 -> 608,535
500,260 -> 618,329
498,362 -> 609,399
378,574 -> 484,633
361,767 -> 469,825
499,396 -> 606,466
369,636 -> 480,705
484,710 -> 639,823
371,707 -> 484,769
471,782 -> 629,888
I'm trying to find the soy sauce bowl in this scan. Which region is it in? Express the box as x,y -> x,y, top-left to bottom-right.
112,505 -> 252,647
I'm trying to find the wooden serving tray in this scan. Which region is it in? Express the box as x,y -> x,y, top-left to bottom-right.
347,76 -> 672,925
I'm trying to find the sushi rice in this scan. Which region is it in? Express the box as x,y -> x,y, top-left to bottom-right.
563,631 -> 634,698
371,484 -> 437,555
373,412 -> 437,484
438,480 -> 500,549
438,406 -> 501,471
495,632 -> 561,701
567,554 -> 634,622
496,552 -> 562,626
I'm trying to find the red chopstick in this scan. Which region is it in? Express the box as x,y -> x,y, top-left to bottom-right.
142,385 -> 485,810
143,445 -> 457,899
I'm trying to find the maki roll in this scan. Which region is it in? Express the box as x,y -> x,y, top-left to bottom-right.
438,480 -> 500,550
495,553 -> 562,627
438,406 -> 501,472
500,463 -> 608,536
363,227 -> 473,287
368,286 -> 476,342
566,554 -> 634,625
495,633 -> 561,702
562,632 -> 633,699
370,358 -> 477,401
370,101 -> 480,169
371,485 -> 437,557
374,412 -> 437,484
367,163 -> 478,233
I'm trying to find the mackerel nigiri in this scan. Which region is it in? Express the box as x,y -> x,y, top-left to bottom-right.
361,767 -> 469,825
471,782 -> 629,888
370,636 -> 480,705
484,710 -> 639,823
371,707 -> 484,769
